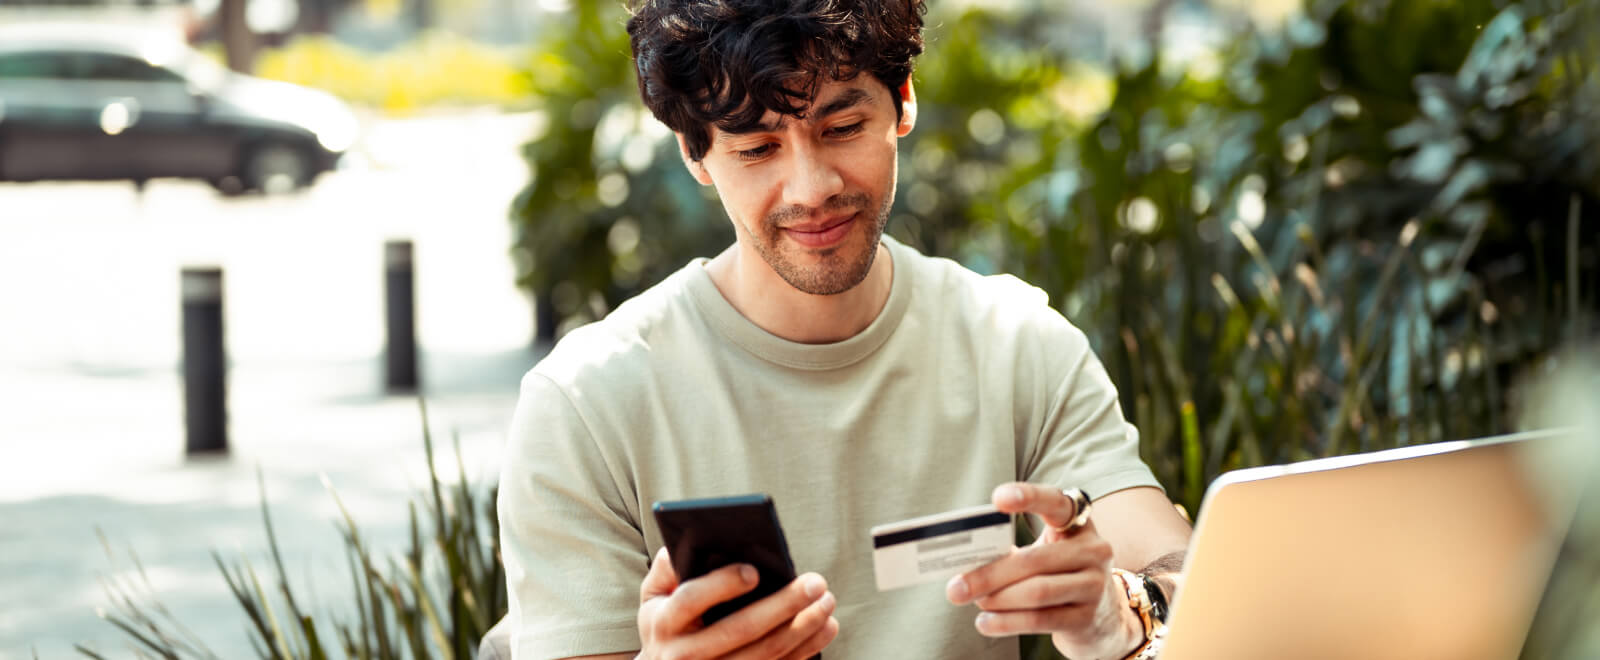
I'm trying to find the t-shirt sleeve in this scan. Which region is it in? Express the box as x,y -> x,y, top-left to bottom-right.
498,371 -> 645,659
1020,317 -> 1163,502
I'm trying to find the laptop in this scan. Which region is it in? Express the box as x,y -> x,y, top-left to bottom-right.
1161,429 -> 1588,660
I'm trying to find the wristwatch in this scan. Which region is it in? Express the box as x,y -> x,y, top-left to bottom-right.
1110,568 -> 1168,660
1141,572 -> 1170,623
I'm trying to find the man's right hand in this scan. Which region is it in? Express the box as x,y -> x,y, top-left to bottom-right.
636,546 -> 839,660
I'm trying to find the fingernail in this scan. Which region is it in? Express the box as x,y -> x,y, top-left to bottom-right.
819,591 -> 836,612
739,564 -> 758,585
946,575 -> 969,603
1003,486 -> 1024,506
975,612 -> 995,634
803,574 -> 826,599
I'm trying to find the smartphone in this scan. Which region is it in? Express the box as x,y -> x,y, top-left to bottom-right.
652,493 -> 800,625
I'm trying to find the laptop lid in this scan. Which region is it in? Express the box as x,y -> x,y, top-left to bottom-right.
1161,430 -> 1582,660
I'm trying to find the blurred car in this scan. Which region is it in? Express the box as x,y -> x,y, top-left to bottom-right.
0,23 -> 360,194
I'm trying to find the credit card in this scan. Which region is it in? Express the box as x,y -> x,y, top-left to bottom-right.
869,504 -> 1014,592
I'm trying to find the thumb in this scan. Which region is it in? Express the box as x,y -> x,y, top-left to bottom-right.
639,546 -> 679,603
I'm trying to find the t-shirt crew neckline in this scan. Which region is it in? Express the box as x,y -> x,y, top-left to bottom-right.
684,236 -> 914,371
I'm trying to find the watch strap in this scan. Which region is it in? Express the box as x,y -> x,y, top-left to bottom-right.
1110,568 -> 1167,660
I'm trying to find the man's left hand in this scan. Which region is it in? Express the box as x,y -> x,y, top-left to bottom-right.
944,482 -> 1143,660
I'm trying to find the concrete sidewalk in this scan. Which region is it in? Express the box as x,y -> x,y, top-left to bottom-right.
0,352 -> 537,656
0,349 -> 537,659
0,109 -> 547,659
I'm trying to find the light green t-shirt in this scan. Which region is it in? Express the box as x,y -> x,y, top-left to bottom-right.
498,236 -> 1160,660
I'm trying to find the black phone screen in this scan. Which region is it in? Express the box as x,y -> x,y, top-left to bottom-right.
652,493 -> 798,625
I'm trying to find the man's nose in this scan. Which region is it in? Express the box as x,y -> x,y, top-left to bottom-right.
780,146 -> 845,210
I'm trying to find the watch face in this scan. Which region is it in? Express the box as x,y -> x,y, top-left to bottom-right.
1142,574 -> 1169,622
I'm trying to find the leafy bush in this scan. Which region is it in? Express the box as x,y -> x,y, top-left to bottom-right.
993,0 -> 1598,513
508,2 -> 728,338
80,404 -> 505,660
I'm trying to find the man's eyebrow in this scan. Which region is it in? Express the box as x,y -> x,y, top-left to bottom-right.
716,123 -> 777,145
713,87 -> 875,145
811,87 -> 872,119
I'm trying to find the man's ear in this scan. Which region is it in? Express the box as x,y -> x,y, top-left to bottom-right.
896,79 -> 918,137
675,133 -> 714,186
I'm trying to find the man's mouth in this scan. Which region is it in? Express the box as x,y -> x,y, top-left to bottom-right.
783,212 -> 858,249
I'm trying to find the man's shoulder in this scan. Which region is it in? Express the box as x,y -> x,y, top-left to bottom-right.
901,243 -> 1076,337
529,263 -> 704,395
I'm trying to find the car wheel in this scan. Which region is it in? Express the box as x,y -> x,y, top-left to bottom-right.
244,143 -> 309,194
209,175 -> 246,197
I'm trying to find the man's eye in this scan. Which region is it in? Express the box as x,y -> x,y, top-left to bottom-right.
737,143 -> 775,160
826,122 -> 864,138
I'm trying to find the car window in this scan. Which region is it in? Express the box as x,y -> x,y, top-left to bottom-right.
75,54 -> 185,83
0,52 -> 69,79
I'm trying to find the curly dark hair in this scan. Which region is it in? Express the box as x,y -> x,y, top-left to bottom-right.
627,0 -> 927,162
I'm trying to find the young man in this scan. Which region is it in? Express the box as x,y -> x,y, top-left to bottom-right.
497,1 -> 1193,658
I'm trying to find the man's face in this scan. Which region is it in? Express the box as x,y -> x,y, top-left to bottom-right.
683,78 -> 915,295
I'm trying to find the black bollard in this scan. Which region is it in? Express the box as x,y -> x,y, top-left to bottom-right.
385,240 -> 419,393
181,267 -> 227,455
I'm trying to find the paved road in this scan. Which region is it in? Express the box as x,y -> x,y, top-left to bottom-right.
0,110 -> 544,659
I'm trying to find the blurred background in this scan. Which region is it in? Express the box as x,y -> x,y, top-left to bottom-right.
1,0 -> 1596,658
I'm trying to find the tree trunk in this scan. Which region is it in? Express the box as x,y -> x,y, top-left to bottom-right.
220,0 -> 258,73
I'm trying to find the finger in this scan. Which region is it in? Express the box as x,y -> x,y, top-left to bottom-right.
947,534 -> 1111,604
991,482 -> 1086,532
687,573 -> 828,658
974,572 -> 1102,612
658,562 -> 760,634
640,546 -> 680,603
974,603 -> 1095,637
779,616 -> 839,660
723,587 -> 836,660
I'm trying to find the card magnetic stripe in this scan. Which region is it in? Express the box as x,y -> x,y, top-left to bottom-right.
872,512 -> 1010,549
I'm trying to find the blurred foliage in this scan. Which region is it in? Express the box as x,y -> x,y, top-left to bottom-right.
509,1 -> 728,337
513,0 -> 1597,509
1047,0 -> 1600,513
80,404 -> 506,659
252,31 -> 531,114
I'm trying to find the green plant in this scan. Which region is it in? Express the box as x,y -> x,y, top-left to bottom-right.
80,402 -> 505,660
1007,0 -> 1598,516
509,1 -> 727,338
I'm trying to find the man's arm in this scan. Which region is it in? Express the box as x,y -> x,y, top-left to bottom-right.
562,654 -> 633,659
1088,486 -> 1192,603
500,372 -> 652,658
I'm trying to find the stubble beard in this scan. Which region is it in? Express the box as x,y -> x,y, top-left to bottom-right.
753,190 -> 894,296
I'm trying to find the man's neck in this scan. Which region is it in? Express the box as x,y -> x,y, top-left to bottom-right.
704,241 -> 894,344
